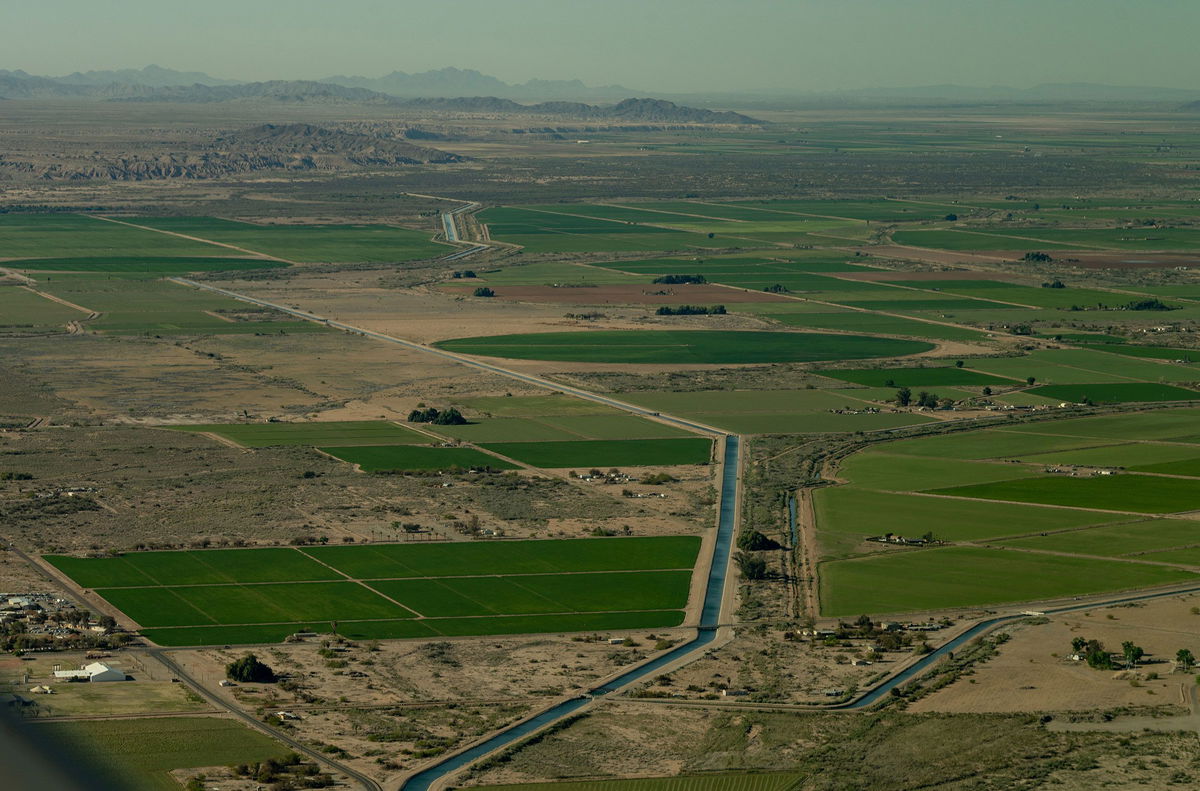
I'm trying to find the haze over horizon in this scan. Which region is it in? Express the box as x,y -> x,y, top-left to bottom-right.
6,0 -> 1199,96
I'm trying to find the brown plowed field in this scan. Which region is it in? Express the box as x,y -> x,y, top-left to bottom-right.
437,283 -> 795,304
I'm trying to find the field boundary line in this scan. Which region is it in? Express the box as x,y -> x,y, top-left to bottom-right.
969,541 -> 1200,572
85,214 -> 299,265
292,548 -> 424,617
897,489 -> 1166,517
816,273 -> 1041,309
688,199 -> 867,224
917,227 -> 1114,251
20,284 -> 96,315
90,567 -> 698,590
596,202 -> 751,222
714,282 -> 996,342
138,607 -> 684,631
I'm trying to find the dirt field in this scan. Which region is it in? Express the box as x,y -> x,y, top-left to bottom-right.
910,592 -> 1200,714
0,425 -> 671,554
626,625 -> 933,704
171,630 -> 694,782
460,701 -> 1198,789
0,548 -> 55,592
436,283 -> 796,305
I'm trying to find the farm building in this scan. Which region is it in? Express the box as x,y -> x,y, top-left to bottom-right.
53,662 -> 127,682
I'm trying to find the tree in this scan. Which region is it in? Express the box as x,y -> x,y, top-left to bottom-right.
472,287 -> 495,297
1122,641 -> 1144,668
981,386 -> 992,396
1176,648 -> 1196,672
97,615 -> 116,631
432,407 -> 467,425
894,387 -> 913,407
1071,636 -> 1088,653
1026,376 -> 1037,386
225,653 -> 276,683
734,551 -> 768,580
955,360 -> 964,368
737,529 -> 775,551
944,213 -> 958,222
1085,641 -> 1112,670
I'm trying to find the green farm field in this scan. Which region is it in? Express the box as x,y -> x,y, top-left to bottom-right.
893,227 -> 1200,252
30,274 -> 324,335
965,350 -> 1196,384
1026,382 -> 1200,404
45,547 -> 342,588
320,445 -> 516,472
996,519 -> 1200,558
1131,457 -> 1200,476
817,366 -> 1015,387
173,420 -> 427,447
929,474 -> 1200,513
820,547 -> 1196,616
39,717 -> 287,791
436,330 -> 933,364
834,452 -> 1038,491
813,487 -> 1116,557
0,214 -> 231,259
0,286 -> 89,330
4,256 -> 283,273
751,310 -> 988,343
816,412 -> 1200,612
1080,344 -> 1200,362
1002,409 -> 1200,442
478,207 -> 719,253
128,217 -> 449,262
480,438 -> 712,467
853,428 -> 1109,460
616,388 -> 939,434
303,536 -> 700,577
50,537 -> 701,645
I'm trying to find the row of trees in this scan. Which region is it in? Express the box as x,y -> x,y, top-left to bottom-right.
652,274 -> 706,285
894,388 -> 952,408
1069,636 -> 1195,671
655,304 -> 727,316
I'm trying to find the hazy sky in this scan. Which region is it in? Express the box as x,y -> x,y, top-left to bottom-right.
6,0 -> 1199,93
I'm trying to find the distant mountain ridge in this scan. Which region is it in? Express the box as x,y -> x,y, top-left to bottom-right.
0,67 -> 757,123
54,64 -> 240,87
320,66 -> 635,100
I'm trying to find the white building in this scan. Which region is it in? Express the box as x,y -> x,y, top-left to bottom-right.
53,662 -> 127,682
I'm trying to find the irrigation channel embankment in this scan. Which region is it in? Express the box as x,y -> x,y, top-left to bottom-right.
398,435 -> 741,791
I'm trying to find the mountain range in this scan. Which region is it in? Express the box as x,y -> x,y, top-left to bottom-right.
2,65 -> 1195,109
0,65 -> 636,100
